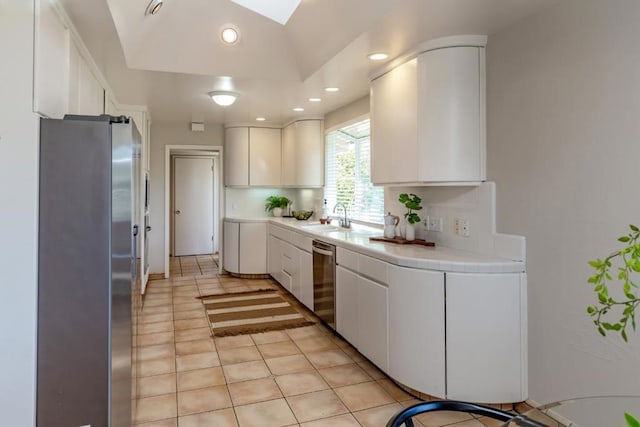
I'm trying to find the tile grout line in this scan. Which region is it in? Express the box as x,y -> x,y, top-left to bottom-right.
171,284 -> 179,426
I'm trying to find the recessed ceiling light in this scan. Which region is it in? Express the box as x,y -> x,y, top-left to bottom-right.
256,117 -> 266,121
292,107 -> 305,112
145,0 -> 163,15
220,24 -> 240,46
308,97 -> 322,102
367,52 -> 388,61
324,87 -> 339,93
208,91 -> 239,107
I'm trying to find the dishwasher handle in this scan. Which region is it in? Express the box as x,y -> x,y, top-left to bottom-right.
312,246 -> 335,257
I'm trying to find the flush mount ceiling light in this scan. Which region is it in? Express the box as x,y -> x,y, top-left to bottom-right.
292,107 -> 304,112
145,0 -> 163,15
324,87 -> 340,92
308,97 -> 322,102
220,24 -> 240,46
368,52 -> 388,61
208,91 -> 239,107
256,117 -> 266,121
229,0 -> 301,25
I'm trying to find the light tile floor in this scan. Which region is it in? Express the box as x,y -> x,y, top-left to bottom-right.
170,254 -> 219,277
134,261 -> 527,427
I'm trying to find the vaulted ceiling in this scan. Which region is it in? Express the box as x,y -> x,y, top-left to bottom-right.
60,0 -> 559,126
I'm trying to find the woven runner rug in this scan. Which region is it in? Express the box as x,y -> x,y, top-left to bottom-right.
198,289 -> 315,337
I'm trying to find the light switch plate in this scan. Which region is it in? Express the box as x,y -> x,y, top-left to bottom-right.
427,216 -> 443,232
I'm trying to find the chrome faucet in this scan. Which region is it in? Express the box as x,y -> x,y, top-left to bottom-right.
333,203 -> 351,228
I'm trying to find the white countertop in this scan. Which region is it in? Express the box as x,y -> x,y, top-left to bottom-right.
226,216 -> 525,273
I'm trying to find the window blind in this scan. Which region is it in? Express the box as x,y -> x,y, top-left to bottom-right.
324,118 -> 384,224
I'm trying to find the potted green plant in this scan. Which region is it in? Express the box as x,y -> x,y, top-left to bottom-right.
398,193 -> 423,241
265,195 -> 290,217
586,224 -> 639,426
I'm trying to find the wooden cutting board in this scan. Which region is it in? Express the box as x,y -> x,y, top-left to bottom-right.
369,236 -> 435,247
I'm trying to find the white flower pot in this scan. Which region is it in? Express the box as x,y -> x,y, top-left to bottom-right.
272,207 -> 283,217
405,223 -> 415,241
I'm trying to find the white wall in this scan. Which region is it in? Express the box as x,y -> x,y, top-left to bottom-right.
487,0 -> 640,403
0,0 -> 40,424
324,95 -> 369,130
149,122 -> 224,274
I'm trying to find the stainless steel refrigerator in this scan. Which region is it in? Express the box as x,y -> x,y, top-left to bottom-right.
38,115 -> 140,427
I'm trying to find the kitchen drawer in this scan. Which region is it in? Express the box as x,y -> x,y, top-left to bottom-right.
270,224 -> 293,243
281,241 -> 296,259
358,254 -> 389,285
292,232 -> 312,252
337,247 -> 358,271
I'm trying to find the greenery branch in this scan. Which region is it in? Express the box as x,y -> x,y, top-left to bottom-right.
398,193 -> 423,225
587,224 -> 640,341
587,224 -> 640,426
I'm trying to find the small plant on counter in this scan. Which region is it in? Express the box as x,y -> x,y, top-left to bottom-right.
264,195 -> 290,213
398,193 -> 423,224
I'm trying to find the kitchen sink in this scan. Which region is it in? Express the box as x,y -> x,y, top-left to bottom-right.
300,224 -> 342,232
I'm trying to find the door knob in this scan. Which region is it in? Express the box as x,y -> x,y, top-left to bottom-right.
175,210 -> 181,215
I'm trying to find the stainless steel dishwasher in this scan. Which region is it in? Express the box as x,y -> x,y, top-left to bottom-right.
312,240 -> 336,329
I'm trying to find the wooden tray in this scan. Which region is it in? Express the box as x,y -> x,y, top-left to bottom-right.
369,236 -> 435,247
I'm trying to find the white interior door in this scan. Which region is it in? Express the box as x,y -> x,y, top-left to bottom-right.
174,157 -> 214,256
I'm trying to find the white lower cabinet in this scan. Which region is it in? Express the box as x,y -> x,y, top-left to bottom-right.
357,276 -> 389,372
299,251 -> 313,310
266,224 -> 527,404
336,266 -> 359,346
445,272 -> 527,403
239,223 -> 267,274
388,265 -> 445,397
268,226 -> 313,308
223,221 -> 239,273
281,242 -> 299,295
268,235 -> 283,283
336,262 -> 389,373
223,221 -> 267,274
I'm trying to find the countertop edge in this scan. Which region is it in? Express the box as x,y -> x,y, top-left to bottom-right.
259,217 -> 525,274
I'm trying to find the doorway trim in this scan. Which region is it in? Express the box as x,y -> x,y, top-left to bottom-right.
164,144 -> 224,278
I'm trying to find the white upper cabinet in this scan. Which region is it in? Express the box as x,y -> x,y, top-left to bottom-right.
370,37 -> 486,185
282,123 -> 297,185
250,127 -> 282,186
75,56 -> 104,116
282,120 -> 324,187
34,0 -> 106,118
34,0 -> 70,118
370,59 -> 419,184
225,127 -> 282,187
225,127 -> 250,186
418,47 -> 484,182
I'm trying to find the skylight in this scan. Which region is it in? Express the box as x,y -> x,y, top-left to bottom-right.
229,0 -> 301,25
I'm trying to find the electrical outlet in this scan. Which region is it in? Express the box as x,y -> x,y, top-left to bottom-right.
461,219 -> 470,237
454,217 -> 470,237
